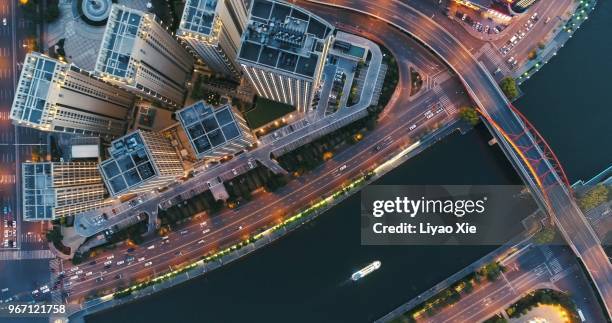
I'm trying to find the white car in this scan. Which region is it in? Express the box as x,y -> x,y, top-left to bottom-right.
409,124 -> 417,131
106,255 -> 114,260
202,229 -> 210,235
2,18 -> 7,26
144,261 -> 152,267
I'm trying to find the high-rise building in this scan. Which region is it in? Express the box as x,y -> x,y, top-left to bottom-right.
178,0 -> 250,78
99,130 -> 184,197
510,0 -> 538,14
22,162 -> 110,221
95,5 -> 195,108
237,0 -> 334,112
176,101 -> 255,159
10,52 -> 134,138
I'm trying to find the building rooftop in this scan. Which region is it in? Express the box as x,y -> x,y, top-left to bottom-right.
177,101 -> 244,157
11,53 -> 59,126
100,131 -> 157,195
238,0 -> 333,78
22,163 -> 55,220
96,5 -> 144,79
179,0 -> 220,36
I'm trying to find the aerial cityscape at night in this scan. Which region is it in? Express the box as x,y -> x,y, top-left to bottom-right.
0,0 -> 610,322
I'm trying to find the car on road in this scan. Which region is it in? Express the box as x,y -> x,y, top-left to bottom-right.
95,277 -> 104,283
147,244 -> 155,250
198,239 -> 205,244
338,165 -> 347,172
247,159 -> 256,169
2,18 -> 6,26
202,229 -> 210,235
138,257 -> 145,262
144,261 -> 152,267
409,124 -> 417,131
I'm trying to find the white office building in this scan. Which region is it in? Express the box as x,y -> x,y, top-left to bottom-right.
99,130 -> 184,197
95,5 -> 195,108
237,0 -> 334,112
178,0 -> 250,78
22,162 -> 110,221
10,52 -> 134,138
176,101 -> 255,159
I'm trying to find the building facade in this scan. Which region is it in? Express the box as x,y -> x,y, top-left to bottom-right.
237,0 -> 334,112
10,52 -> 134,138
176,101 -> 255,159
22,162 -> 110,221
510,0 -> 537,14
178,0 -> 250,78
95,5 -> 195,108
99,130 -> 184,197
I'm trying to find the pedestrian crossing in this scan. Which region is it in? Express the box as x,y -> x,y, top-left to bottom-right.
433,86 -> 457,115
439,95 -> 457,115
548,258 -> 563,275
480,44 -> 512,75
0,249 -> 54,260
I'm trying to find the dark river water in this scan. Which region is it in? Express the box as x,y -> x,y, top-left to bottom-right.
88,1 -> 612,322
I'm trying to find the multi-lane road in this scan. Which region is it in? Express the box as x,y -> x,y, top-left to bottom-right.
305,0 -> 612,316
411,244 -> 608,322
0,0 -> 49,252
52,13 -> 473,307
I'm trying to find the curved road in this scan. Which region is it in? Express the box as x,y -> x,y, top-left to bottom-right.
300,0 -> 612,316
56,14 -> 471,311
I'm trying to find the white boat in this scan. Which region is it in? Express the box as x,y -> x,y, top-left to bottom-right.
351,261 -> 381,281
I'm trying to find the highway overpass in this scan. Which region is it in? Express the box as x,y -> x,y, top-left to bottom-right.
300,0 -> 612,316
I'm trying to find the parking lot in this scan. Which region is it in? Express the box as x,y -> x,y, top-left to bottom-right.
454,10 -> 508,36
499,12 -> 542,69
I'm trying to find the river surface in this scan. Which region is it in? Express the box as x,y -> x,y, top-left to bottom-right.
88,2 -> 612,322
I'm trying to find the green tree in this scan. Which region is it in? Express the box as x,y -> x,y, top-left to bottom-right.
533,227 -> 556,244
459,106 -> 480,125
500,77 -> 519,100
463,280 -> 474,293
45,3 -> 60,23
527,49 -> 538,60
578,184 -> 609,211
45,226 -> 62,244
478,262 -> 506,282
